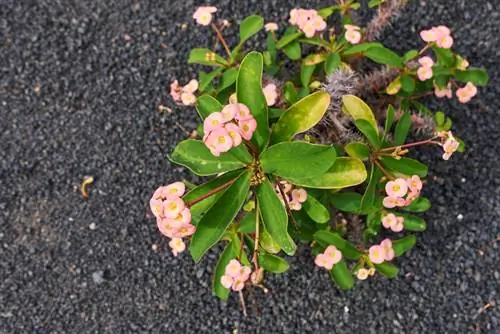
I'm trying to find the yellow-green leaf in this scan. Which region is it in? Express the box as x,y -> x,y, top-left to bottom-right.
342,95 -> 378,135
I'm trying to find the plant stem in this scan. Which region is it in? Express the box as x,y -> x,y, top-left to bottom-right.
252,199 -> 260,271
185,178 -> 237,207
275,178 -> 298,230
418,42 -> 433,55
211,23 -> 231,57
239,291 -> 248,317
379,138 -> 439,152
372,158 -> 393,180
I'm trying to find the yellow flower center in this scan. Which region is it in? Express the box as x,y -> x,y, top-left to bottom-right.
392,185 -> 400,192
218,136 -> 226,144
243,124 -> 249,132
211,120 -> 219,126
168,203 -> 178,211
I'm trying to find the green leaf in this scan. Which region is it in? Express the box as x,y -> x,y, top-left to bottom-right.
303,53 -> 326,66
435,111 -> 445,126
199,68 -> 224,92
189,171 -> 251,262
318,6 -> 338,19
257,179 -> 297,255
188,48 -> 227,67
300,64 -> 316,87
342,42 -> 383,56
314,230 -> 363,260
276,31 -> 303,49
374,262 -> 399,278
259,227 -> 282,254
403,49 -> 419,62
384,105 -> 396,135
380,156 -> 428,177
342,95 -> 378,134
285,157 -> 367,189
392,235 -> 416,257
324,52 -> 341,75
361,165 -> 382,213
283,41 -> 302,60
237,52 -> 269,151
330,192 -> 362,213
432,46 -> 454,67
402,197 -> 431,213
196,94 -> 223,119
283,81 -> 298,104
345,142 -> 371,161
455,68 -> 489,86
364,46 -> 403,67
213,242 -> 235,299
400,213 -> 427,232
218,67 -> 239,92
330,260 -> 355,289
303,195 -> 330,224
266,33 -> 277,62
237,210 -> 256,233
355,119 -> 381,149
239,15 -> 264,44
271,91 -> 331,143
260,141 -> 336,179
184,170 -> 242,224
400,75 -> 416,93
169,139 -> 246,176
393,111 -> 412,146
258,253 -> 290,273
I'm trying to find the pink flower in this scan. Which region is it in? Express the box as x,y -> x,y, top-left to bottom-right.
263,83 -> 278,106
193,6 -> 217,26
344,24 -> 362,44
163,197 -> 185,219
385,178 -> 408,198
170,80 -> 182,101
291,188 -> 307,203
163,182 -> 186,198
225,259 -> 242,278
265,22 -> 278,32
437,34 -> 453,49
170,79 -> 199,105
173,223 -> 196,238
302,22 -> 316,38
368,245 -> 385,264
417,66 -> 433,81
289,200 -> 302,211
418,57 -> 434,68
382,213 -> 397,229
381,239 -> 395,261
239,118 -> 257,141
157,217 -> 176,238
314,254 -> 333,270
407,175 -> 423,193
221,104 -> 237,122
168,237 -> 186,256
224,123 -> 242,147
456,82 -> 478,104
237,266 -> 252,282
289,9 -> 300,25
442,136 -> 460,160
203,112 -> 224,133
324,245 -> 342,265
434,82 -> 453,99
420,29 -> 437,42
391,216 -> 404,232
228,93 -> 238,104
457,57 -> 469,71
289,8 -> 326,37
169,207 -> 192,227
231,277 -> 246,291
312,16 -> 327,31
233,103 -> 253,121
220,275 -> 233,289
420,25 -> 453,49
357,268 -> 369,280
205,127 -> 233,156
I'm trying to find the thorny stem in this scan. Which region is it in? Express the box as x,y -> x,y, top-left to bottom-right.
408,91 -> 434,100
239,291 -> 248,317
185,178 -> 236,207
418,42 -> 433,56
244,140 -> 259,158
275,178 -> 298,230
372,158 -> 393,180
252,199 -> 260,271
238,232 -> 244,261
211,23 -> 231,57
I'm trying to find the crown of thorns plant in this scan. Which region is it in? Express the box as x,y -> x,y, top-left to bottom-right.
150,0 -> 488,311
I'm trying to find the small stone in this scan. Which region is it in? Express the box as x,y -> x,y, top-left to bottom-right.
457,214 -> 464,221
92,270 -> 105,284
89,222 -> 97,230
151,244 -> 158,252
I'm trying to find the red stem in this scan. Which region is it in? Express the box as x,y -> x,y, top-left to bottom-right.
185,178 -> 236,207
379,138 -> 439,152
211,23 -> 231,57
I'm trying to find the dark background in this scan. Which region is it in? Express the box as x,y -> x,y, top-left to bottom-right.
1,0 -> 499,333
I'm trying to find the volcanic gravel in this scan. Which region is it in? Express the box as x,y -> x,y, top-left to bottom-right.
1,0 -> 499,333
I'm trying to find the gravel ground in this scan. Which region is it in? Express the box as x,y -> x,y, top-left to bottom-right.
1,0 -> 499,333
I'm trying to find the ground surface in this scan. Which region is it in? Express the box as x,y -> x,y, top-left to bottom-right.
1,0 -> 499,333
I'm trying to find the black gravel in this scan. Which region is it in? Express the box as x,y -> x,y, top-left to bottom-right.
1,0 -> 499,333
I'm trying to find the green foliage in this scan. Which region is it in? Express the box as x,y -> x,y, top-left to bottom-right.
258,253 -> 290,273
188,48 -> 227,66
239,15 -> 264,44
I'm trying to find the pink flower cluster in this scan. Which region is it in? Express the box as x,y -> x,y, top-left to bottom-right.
289,9 -> 326,38
202,103 -> 256,156
368,239 -> 394,264
170,79 -> 198,106
265,22 -> 278,32
275,180 -> 307,211
382,213 -> 405,232
220,259 -> 252,292
383,175 -> 423,209
417,56 -> 434,81
150,182 -> 195,256
344,25 -> 362,44
437,131 -> 460,160
420,25 -> 453,49
356,267 -> 375,280
314,245 -> 342,270
435,81 -> 477,104
193,6 -> 217,26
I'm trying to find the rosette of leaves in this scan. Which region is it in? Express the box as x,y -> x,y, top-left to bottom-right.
170,51 -> 368,299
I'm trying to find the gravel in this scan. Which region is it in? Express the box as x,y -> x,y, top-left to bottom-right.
1,0 -> 499,333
